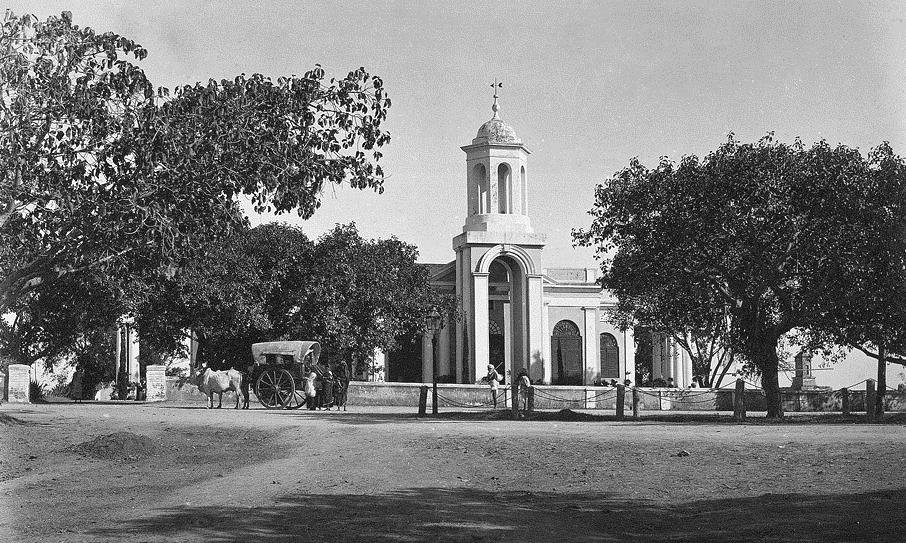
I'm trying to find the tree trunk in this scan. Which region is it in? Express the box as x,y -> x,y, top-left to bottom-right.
756,341 -> 784,419
876,343 -> 886,418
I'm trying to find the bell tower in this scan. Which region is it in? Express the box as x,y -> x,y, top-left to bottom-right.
461,84 -> 533,234
452,84 -> 547,385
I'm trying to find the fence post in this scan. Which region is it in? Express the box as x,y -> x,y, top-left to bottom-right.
616,384 -> 625,420
841,387 -> 850,415
417,386 -> 428,417
866,379 -> 877,423
512,385 -> 520,416
733,380 -> 746,421
632,387 -> 640,419
527,387 -> 535,413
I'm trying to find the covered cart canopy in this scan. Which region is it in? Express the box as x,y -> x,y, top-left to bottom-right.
251,341 -> 320,366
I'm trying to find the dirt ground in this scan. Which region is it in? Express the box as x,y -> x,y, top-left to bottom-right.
1,402 -> 905,543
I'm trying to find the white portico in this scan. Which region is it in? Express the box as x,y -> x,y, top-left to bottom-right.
452,91 -> 547,384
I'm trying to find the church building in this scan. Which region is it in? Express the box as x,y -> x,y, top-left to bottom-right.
382,94 -> 694,388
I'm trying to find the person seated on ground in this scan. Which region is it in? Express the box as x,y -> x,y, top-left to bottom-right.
610,379 -> 619,387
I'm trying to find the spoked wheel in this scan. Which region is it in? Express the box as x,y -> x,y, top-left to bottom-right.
255,368 -> 295,409
283,384 -> 308,410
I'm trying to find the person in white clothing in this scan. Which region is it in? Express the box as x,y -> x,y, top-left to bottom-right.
303,366 -> 317,410
483,364 -> 502,408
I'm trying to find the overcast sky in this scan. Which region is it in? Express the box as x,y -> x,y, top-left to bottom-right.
12,1 -> 906,267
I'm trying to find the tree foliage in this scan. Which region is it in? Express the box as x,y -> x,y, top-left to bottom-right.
141,223 -> 450,377
804,142 -> 906,414
575,135 -> 905,417
0,11 -> 391,317
0,271 -> 119,367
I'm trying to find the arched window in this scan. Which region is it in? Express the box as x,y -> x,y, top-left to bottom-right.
520,165 -> 527,215
497,163 -> 511,213
553,320 -> 580,336
551,320 -> 582,385
488,320 -> 503,335
600,333 -> 619,378
473,163 -> 488,214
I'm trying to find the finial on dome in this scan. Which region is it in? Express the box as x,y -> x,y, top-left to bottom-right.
490,80 -> 502,119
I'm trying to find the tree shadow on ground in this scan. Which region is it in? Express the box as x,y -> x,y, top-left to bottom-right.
94,486 -> 905,543
289,409 -> 906,426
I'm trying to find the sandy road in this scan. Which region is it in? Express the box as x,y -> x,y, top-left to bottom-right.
2,402 -> 905,542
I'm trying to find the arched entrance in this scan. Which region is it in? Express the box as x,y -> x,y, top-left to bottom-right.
485,257 -> 524,384
465,243 -> 543,385
551,320 -> 582,385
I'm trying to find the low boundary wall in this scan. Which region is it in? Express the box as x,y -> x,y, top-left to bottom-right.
165,377 -> 906,412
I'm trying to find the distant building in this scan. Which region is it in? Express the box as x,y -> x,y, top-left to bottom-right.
382,97 -> 692,386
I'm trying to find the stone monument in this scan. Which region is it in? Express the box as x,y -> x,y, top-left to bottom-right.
6,364 -> 31,403
144,365 -> 167,402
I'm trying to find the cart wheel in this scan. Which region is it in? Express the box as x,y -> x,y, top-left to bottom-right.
256,368 -> 294,409
283,385 -> 307,410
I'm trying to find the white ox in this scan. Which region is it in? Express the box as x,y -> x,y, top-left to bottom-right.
193,364 -> 247,409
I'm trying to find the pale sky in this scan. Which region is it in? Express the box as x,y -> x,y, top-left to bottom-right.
11,1 -> 906,267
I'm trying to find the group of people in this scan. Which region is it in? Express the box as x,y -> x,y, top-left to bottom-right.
482,364 -> 532,410
302,362 -> 350,410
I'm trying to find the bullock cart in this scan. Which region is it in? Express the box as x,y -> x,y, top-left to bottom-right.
250,341 -> 320,409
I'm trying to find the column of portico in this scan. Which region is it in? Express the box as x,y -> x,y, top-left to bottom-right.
503,301 -> 512,382
439,323 -> 451,378
421,334 -> 432,383
454,250 -> 464,383
622,327 -> 636,384
582,307 -> 598,385
683,344 -> 693,387
527,274 -> 547,383
472,272 -> 490,383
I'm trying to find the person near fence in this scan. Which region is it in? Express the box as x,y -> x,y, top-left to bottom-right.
517,368 -> 531,411
483,364 -> 502,408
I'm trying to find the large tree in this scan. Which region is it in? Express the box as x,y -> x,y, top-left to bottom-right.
575,135 -> 879,418
140,223 -> 450,377
0,11 -> 391,317
805,142 -> 906,416
289,223 -> 453,373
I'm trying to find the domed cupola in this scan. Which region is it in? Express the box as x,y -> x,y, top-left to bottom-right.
472,84 -> 522,145
460,82 -> 533,234
473,116 -> 521,145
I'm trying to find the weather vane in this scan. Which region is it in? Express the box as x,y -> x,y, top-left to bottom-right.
490,79 -> 502,118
